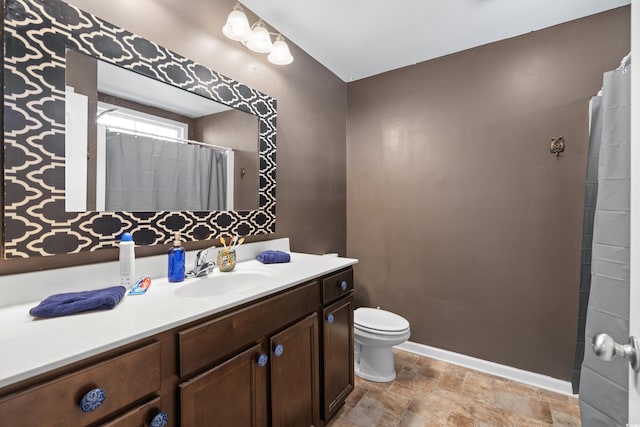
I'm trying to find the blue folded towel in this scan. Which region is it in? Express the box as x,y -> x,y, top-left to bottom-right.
256,250 -> 291,264
29,286 -> 127,318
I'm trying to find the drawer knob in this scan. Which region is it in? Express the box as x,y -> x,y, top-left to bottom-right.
80,387 -> 106,413
327,314 -> 335,324
339,280 -> 348,291
274,344 -> 284,357
150,412 -> 169,427
257,353 -> 269,367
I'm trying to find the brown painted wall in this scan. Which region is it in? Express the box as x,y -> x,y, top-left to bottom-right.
0,0 -> 347,274
346,7 -> 630,380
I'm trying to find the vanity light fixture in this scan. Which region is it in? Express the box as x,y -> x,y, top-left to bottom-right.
246,20 -> 273,53
222,3 -> 252,42
222,3 -> 294,65
268,34 -> 294,65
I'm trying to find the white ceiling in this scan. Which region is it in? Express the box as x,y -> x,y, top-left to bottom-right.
240,0 -> 630,82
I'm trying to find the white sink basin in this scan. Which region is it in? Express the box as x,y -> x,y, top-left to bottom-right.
174,270 -> 273,297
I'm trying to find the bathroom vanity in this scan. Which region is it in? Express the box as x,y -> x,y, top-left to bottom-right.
0,251 -> 356,426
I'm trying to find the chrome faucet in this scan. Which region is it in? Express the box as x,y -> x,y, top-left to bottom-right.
186,249 -> 216,278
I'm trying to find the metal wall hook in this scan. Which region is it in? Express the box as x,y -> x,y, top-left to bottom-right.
592,333 -> 640,372
550,136 -> 565,157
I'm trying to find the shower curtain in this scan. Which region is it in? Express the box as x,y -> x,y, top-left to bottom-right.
575,63 -> 630,426
105,131 -> 228,211
571,95 -> 602,393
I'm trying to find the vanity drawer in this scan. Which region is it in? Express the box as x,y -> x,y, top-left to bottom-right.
322,268 -> 353,304
101,397 -> 166,427
0,342 -> 161,427
178,280 -> 321,378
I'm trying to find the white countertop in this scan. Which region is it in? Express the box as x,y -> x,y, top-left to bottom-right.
0,251 -> 357,389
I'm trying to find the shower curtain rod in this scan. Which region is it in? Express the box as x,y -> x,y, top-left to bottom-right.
595,53 -> 631,97
105,125 -> 233,152
617,52 -> 631,70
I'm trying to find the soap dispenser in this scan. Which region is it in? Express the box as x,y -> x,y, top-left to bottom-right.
168,233 -> 185,282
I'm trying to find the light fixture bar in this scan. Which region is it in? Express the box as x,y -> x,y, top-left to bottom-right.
222,3 -> 293,65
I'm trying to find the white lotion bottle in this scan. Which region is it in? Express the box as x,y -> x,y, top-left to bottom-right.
119,232 -> 135,289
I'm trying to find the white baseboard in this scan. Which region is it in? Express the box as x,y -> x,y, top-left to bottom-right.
396,341 -> 575,397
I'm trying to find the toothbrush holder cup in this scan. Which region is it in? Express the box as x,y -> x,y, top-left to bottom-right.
217,249 -> 236,272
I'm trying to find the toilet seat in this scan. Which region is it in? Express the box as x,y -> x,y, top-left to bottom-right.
354,308 -> 410,334
355,323 -> 410,336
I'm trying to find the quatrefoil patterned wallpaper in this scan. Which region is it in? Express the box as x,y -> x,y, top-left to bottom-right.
3,0 -> 277,258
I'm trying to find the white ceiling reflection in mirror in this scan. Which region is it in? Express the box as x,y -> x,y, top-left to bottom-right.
97,60 -> 231,118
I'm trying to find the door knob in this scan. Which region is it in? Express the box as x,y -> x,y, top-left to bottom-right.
592,333 -> 640,372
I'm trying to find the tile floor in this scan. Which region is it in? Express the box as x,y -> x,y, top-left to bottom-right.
327,349 -> 581,427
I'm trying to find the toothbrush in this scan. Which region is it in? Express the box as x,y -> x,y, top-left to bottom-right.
233,237 -> 245,250
220,236 -> 227,251
229,235 -> 238,251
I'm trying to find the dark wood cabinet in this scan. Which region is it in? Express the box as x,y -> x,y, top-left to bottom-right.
322,296 -> 354,420
270,313 -> 320,427
179,343 -> 268,427
177,281 -> 320,378
318,267 -> 355,422
321,269 -> 353,305
0,266 -> 355,427
0,342 -> 162,427
179,290 -> 320,427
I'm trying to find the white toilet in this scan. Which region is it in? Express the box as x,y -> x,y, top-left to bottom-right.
354,307 -> 411,382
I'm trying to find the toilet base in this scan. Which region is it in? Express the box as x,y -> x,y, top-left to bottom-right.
354,344 -> 397,382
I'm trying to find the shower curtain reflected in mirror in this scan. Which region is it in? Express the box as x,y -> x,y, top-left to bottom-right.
104,131 -> 228,211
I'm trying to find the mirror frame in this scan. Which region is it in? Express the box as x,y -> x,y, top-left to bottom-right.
3,0 -> 277,258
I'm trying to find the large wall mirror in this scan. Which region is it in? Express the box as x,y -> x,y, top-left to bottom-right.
3,0 -> 277,258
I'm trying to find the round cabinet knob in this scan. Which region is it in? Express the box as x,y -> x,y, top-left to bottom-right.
257,353 -> 269,367
274,344 -> 284,357
80,388 -> 106,413
150,412 -> 169,427
327,314 -> 334,324
339,280 -> 348,291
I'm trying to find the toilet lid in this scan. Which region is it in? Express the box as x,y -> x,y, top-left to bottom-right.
354,307 -> 410,333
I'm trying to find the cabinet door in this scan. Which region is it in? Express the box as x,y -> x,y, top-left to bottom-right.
323,296 -> 354,420
270,313 -> 320,427
179,343 -> 268,427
